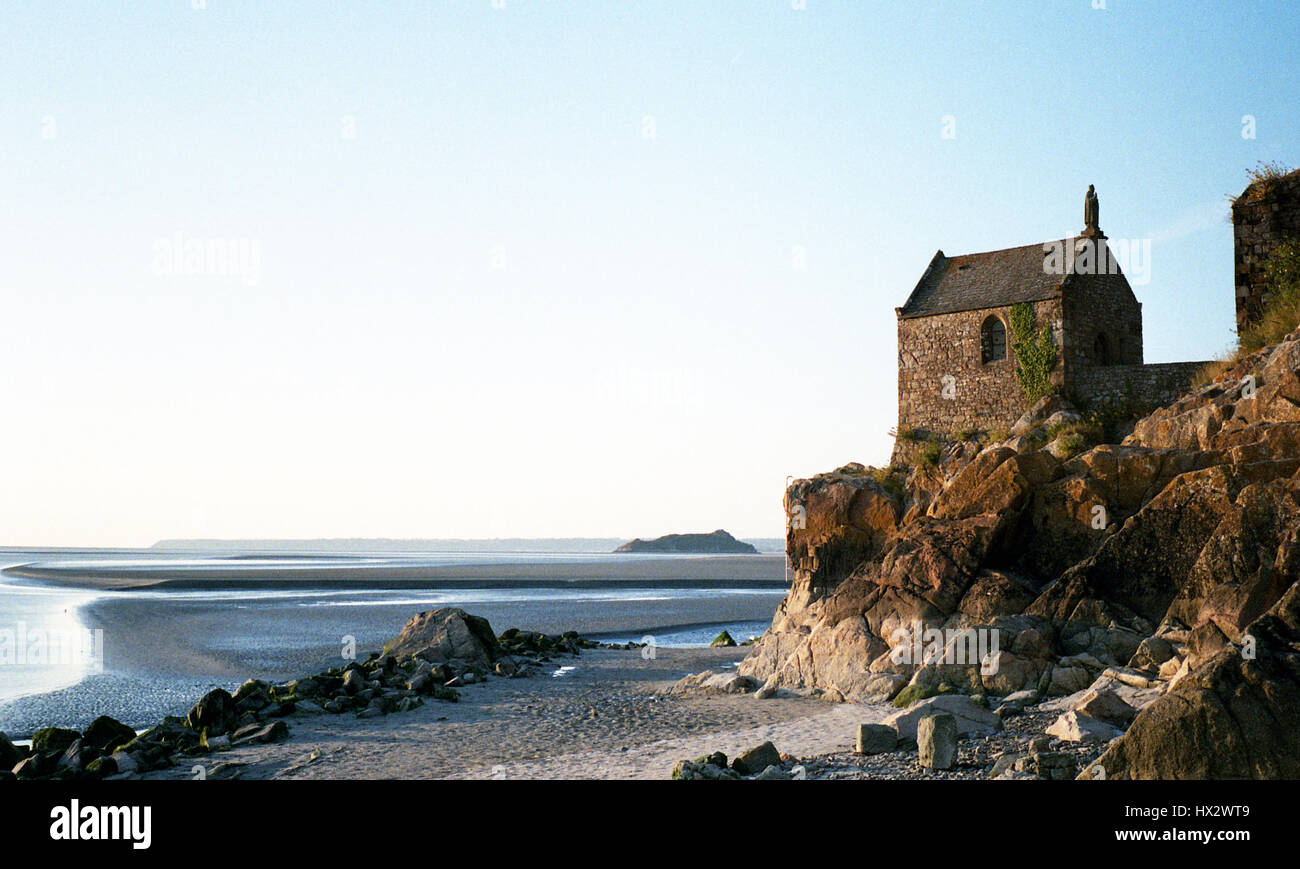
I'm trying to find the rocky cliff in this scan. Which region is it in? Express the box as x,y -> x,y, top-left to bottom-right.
740,328 -> 1300,778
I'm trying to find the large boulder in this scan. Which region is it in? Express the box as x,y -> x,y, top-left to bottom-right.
81,716 -> 137,753
929,449 -> 1062,525
731,741 -> 782,775
382,608 -> 502,671
185,689 -> 238,735
31,727 -> 80,755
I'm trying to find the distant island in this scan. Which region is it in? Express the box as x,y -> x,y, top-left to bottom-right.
150,536 -> 783,554
614,529 -> 759,554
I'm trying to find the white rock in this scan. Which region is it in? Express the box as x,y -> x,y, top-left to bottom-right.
1102,666 -> 1156,689
881,695 -> 1002,741
1045,710 -> 1123,743
700,671 -> 757,694
856,673 -> 907,704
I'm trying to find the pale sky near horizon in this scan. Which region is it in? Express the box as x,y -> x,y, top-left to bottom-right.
2,1 -> 1297,547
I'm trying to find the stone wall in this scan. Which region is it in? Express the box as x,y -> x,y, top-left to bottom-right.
896,298 -> 1062,439
1068,361 -> 1207,414
1233,170 -> 1300,332
1061,267 -> 1143,387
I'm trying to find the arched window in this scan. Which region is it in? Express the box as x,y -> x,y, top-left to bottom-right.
980,315 -> 1006,364
1093,333 -> 1110,365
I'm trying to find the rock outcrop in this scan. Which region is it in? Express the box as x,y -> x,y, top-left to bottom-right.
614,529 -> 759,554
741,327 -> 1300,778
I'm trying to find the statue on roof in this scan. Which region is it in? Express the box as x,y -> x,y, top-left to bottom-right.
1083,185 -> 1101,237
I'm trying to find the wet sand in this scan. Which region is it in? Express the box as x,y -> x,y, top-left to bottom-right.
4,555 -> 787,590
133,646 -> 883,781
78,585 -> 785,679
0,557 -> 788,737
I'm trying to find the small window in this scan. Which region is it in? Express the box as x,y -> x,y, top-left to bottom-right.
1094,333 -> 1110,365
980,315 -> 1007,364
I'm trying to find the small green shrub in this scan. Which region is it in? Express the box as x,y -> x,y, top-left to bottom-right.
1009,302 -> 1059,407
1232,161 -> 1297,204
891,683 -> 935,708
894,426 -> 921,443
867,465 -> 906,497
1241,239 -> 1300,355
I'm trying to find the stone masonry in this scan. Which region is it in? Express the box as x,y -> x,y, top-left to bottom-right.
896,298 -> 1061,438
1233,168 -> 1300,333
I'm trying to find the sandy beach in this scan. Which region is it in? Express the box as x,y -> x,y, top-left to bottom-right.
130,645 -> 883,780
0,554 -> 789,737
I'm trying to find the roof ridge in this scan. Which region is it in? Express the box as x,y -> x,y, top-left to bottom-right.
948,237 -> 1081,259
898,236 -> 1088,319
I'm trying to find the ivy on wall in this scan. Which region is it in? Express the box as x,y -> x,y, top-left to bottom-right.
1009,302 -> 1058,407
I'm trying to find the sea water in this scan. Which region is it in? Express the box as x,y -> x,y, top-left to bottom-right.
0,547 -> 784,735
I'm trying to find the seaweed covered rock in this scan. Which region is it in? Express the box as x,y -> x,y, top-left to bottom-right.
31,727 -> 80,755
81,716 -> 136,753
185,689 -> 239,736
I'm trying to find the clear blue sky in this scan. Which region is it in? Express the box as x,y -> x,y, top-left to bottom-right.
1,1 -> 1296,546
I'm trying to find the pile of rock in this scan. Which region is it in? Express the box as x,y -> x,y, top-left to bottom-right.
849,695 -> 1000,772
497,628 -> 599,659
990,737 -> 1079,781
4,607 -> 603,781
0,693 -> 296,783
671,741 -> 788,780
1,716 -> 136,781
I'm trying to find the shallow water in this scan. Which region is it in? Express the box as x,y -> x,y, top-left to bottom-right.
0,578 -> 102,702
0,547 -> 784,736
593,620 -> 772,649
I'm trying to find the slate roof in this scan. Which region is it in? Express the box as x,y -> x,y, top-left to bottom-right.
898,239 -> 1080,319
